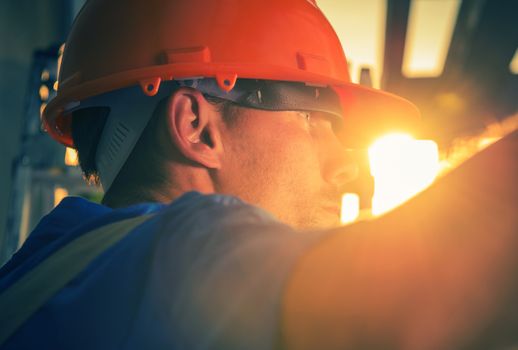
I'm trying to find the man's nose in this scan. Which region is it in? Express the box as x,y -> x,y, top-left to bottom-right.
322,146 -> 359,188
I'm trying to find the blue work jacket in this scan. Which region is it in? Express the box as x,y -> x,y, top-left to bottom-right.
0,192 -> 323,349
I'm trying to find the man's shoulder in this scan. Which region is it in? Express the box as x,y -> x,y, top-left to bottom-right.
157,191 -> 281,234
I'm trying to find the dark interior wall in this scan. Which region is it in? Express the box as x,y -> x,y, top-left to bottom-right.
0,0 -> 70,248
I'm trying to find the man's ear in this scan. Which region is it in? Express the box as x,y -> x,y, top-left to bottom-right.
166,88 -> 223,169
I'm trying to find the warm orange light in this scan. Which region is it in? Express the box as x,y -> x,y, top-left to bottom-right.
39,103 -> 47,118
54,187 -> 68,207
39,85 -> 49,101
341,193 -> 360,224
477,137 -> 499,150
41,69 -> 50,82
64,147 -> 79,166
369,133 -> 439,216
439,113 -> 518,176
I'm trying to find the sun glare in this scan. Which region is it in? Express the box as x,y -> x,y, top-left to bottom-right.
341,193 -> 360,225
369,133 -> 439,216
54,187 -> 69,207
64,147 -> 79,166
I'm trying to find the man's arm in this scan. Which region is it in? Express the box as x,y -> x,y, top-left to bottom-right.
282,131 -> 518,349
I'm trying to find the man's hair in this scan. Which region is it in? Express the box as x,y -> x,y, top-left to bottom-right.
71,92 -> 238,207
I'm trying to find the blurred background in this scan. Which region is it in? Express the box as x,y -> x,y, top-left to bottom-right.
0,0 -> 517,263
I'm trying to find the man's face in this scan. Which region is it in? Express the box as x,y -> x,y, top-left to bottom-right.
216,106 -> 358,229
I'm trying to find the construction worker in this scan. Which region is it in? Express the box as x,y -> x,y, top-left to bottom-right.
1,0 -> 517,349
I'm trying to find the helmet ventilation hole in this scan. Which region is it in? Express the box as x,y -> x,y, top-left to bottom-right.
106,122 -> 129,162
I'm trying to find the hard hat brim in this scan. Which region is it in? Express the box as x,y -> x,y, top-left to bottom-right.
332,83 -> 421,148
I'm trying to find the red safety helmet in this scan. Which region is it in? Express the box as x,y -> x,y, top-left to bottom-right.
43,0 -> 419,149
